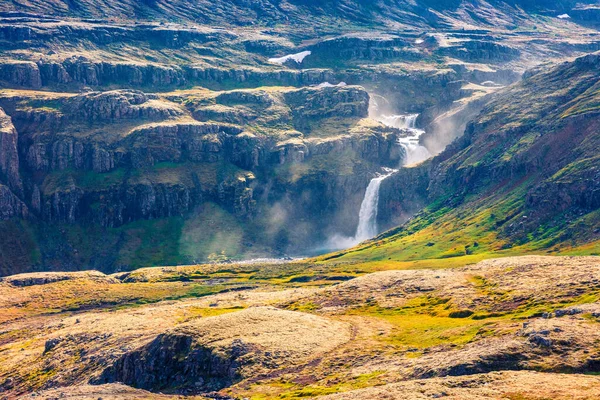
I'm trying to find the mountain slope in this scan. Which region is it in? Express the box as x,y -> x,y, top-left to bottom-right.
0,0 -> 593,28
330,53 -> 600,266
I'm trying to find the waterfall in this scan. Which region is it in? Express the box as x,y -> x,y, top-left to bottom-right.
322,100 -> 433,252
405,114 -> 417,129
399,132 -> 432,165
374,113 -> 432,166
354,169 -> 397,242
321,168 -> 397,250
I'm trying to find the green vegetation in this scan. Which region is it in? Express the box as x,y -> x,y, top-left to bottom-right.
244,371 -> 386,399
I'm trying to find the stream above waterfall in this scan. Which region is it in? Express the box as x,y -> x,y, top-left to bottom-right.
375,113 -> 432,166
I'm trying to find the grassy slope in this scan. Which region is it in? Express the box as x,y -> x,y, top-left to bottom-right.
316,55 -> 600,270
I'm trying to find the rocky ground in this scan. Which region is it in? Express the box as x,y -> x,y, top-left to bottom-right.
1,255 -> 600,399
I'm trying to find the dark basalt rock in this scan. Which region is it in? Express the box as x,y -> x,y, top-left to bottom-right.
439,41 -> 521,63
0,184 -> 28,220
64,90 -> 182,121
284,86 -> 369,132
303,36 -> 423,67
0,107 -> 22,196
95,333 -> 249,393
0,61 -> 41,89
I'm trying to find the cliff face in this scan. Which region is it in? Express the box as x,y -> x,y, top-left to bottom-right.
0,108 -> 21,195
0,108 -> 26,221
0,184 -> 27,220
0,84 -> 405,274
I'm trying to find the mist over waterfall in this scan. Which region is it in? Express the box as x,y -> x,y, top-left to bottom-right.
321,95 -> 435,252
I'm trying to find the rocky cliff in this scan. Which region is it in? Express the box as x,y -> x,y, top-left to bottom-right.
0,84 -> 405,274
1,0 -> 599,274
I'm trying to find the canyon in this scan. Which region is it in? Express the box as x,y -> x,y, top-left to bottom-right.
1,0 -> 599,273
0,1 -> 600,399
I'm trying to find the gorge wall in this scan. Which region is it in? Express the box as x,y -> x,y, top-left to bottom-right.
2,0 -> 600,275
0,84 -> 407,275
372,53 -> 600,259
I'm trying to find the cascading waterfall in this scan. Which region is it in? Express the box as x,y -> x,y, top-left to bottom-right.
323,98 -> 434,251
354,169 -> 397,242
376,113 -> 432,166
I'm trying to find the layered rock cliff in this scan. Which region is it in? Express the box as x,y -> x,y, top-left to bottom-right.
0,84 -> 405,274
0,107 -> 21,194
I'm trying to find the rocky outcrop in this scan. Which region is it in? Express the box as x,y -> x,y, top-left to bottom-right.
0,58 -> 335,90
11,108 -> 65,134
284,86 -> 369,131
64,90 -> 183,121
0,107 -> 22,195
53,57 -> 186,88
378,165 -> 431,232
0,21 -> 226,49
97,332 -> 246,393
39,167 -> 255,226
439,41 -> 521,63
96,307 -> 350,394
24,137 -> 122,173
13,90 -> 183,173
0,184 -> 27,220
185,65 -> 338,88
215,90 -> 274,107
309,130 -> 402,164
0,270 -> 116,287
303,36 -> 422,67
126,122 -> 255,168
0,24 -> 33,42
317,371 -> 600,399
0,61 -> 41,88
0,58 -> 188,89
526,157 -> 600,213
43,181 -> 83,223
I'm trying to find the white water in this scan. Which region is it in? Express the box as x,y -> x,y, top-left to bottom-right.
317,81 -> 347,88
354,169 -> 397,242
324,168 -> 397,250
375,113 -> 432,166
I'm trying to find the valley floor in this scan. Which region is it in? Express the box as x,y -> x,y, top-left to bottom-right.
1,255 -> 600,399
